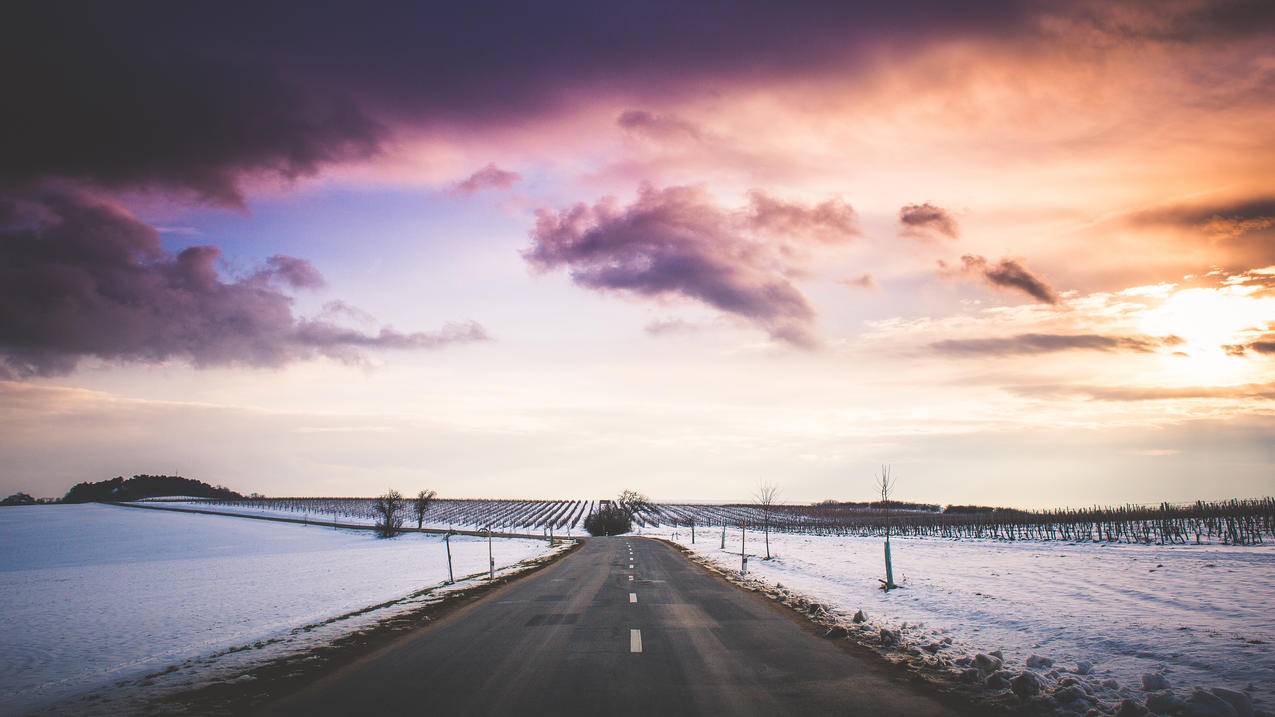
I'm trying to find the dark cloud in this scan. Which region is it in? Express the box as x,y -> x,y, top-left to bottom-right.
1127,196 -> 1275,265
0,190 -> 487,377
931,333 -> 1182,356
1222,335 -> 1275,356
899,202 -> 958,240
1,2 -> 1041,202
452,164 -> 522,195
1131,196 -> 1275,238
525,184 -> 858,346
1011,382 -> 1275,402
943,254 -> 1060,304
744,191 -> 859,244
258,255 -> 326,289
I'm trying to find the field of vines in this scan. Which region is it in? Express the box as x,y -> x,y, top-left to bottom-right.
177,496 -> 1275,545
195,497 -> 600,531
642,499 -> 1275,546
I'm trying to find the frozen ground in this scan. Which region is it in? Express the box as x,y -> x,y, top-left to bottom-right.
648,526 -> 1275,713
0,504 -> 556,714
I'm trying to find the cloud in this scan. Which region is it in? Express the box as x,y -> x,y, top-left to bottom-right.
899,202 -> 958,240
644,318 -> 699,336
744,191 -> 858,244
617,110 -> 707,143
0,3 -> 1051,203
841,273 -> 877,290
0,190 -> 487,377
257,255 -> 326,289
525,184 -> 858,346
1127,198 -> 1275,265
1011,382 -> 1275,402
1222,334 -> 1275,356
931,333 -> 1182,356
943,254 -> 1060,304
4,3 -> 1267,205
451,163 -> 522,194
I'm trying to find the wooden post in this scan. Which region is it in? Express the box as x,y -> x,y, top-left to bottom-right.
487,527 -> 494,580
691,520 -> 695,544
445,531 -> 455,584
884,536 -> 895,589
740,523 -> 747,574
720,523 -> 726,549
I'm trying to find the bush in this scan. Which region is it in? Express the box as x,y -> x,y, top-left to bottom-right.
583,506 -> 632,536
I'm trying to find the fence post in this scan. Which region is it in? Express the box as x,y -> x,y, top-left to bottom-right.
445,531 -> 455,584
740,523 -> 747,574
691,520 -> 695,544
720,523 -> 726,549
487,526 -> 494,580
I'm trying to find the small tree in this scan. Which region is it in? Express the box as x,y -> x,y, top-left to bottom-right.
583,505 -> 633,536
877,466 -> 898,590
373,489 -> 404,538
616,489 -> 649,514
413,489 -> 436,529
755,482 -> 780,559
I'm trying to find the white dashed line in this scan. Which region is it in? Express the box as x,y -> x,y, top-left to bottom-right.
629,592 -> 637,603
630,629 -> 643,653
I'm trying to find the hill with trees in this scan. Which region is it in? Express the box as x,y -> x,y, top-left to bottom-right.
62,475 -> 243,503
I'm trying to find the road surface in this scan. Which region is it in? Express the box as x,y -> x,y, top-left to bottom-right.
265,537 -> 963,716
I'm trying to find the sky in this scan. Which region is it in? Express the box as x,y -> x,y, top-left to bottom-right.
1,1 -> 1273,506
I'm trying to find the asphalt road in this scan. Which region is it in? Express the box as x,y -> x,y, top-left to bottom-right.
264,537 -> 962,716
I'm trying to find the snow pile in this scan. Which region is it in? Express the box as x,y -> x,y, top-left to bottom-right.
651,528 -> 1275,715
0,504 -> 557,714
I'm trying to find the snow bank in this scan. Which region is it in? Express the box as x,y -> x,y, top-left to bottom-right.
649,527 -> 1275,713
0,504 -> 556,714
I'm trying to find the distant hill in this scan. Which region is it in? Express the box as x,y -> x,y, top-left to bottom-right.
62,475 -> 243,503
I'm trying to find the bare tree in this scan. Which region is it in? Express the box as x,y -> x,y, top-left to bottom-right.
413,489 -> 436,529
755,482 -> 780,560
373,489 -> 404,538
617,489 -> 649,511
877,466 -> 898,590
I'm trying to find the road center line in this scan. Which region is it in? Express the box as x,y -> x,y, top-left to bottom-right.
630,628 -> 643,653
629,592 -> 637,603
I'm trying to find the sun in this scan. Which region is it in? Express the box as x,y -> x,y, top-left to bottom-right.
1137,286 -> 1272,384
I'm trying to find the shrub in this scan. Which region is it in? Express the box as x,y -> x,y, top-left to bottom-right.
583,506 -> 632,536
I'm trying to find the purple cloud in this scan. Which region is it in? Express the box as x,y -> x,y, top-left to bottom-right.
931,333 -> 1183,356
944,254 -> 1060,304
452,163 -> 522,195
899,202 -> 958,240
525,185 -> 858,347
1,3 -> 1046,204
0,190 -> 487,378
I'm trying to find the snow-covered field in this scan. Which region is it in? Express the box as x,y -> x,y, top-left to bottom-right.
650,527 -> 1275,714
0,504 -> 557,714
